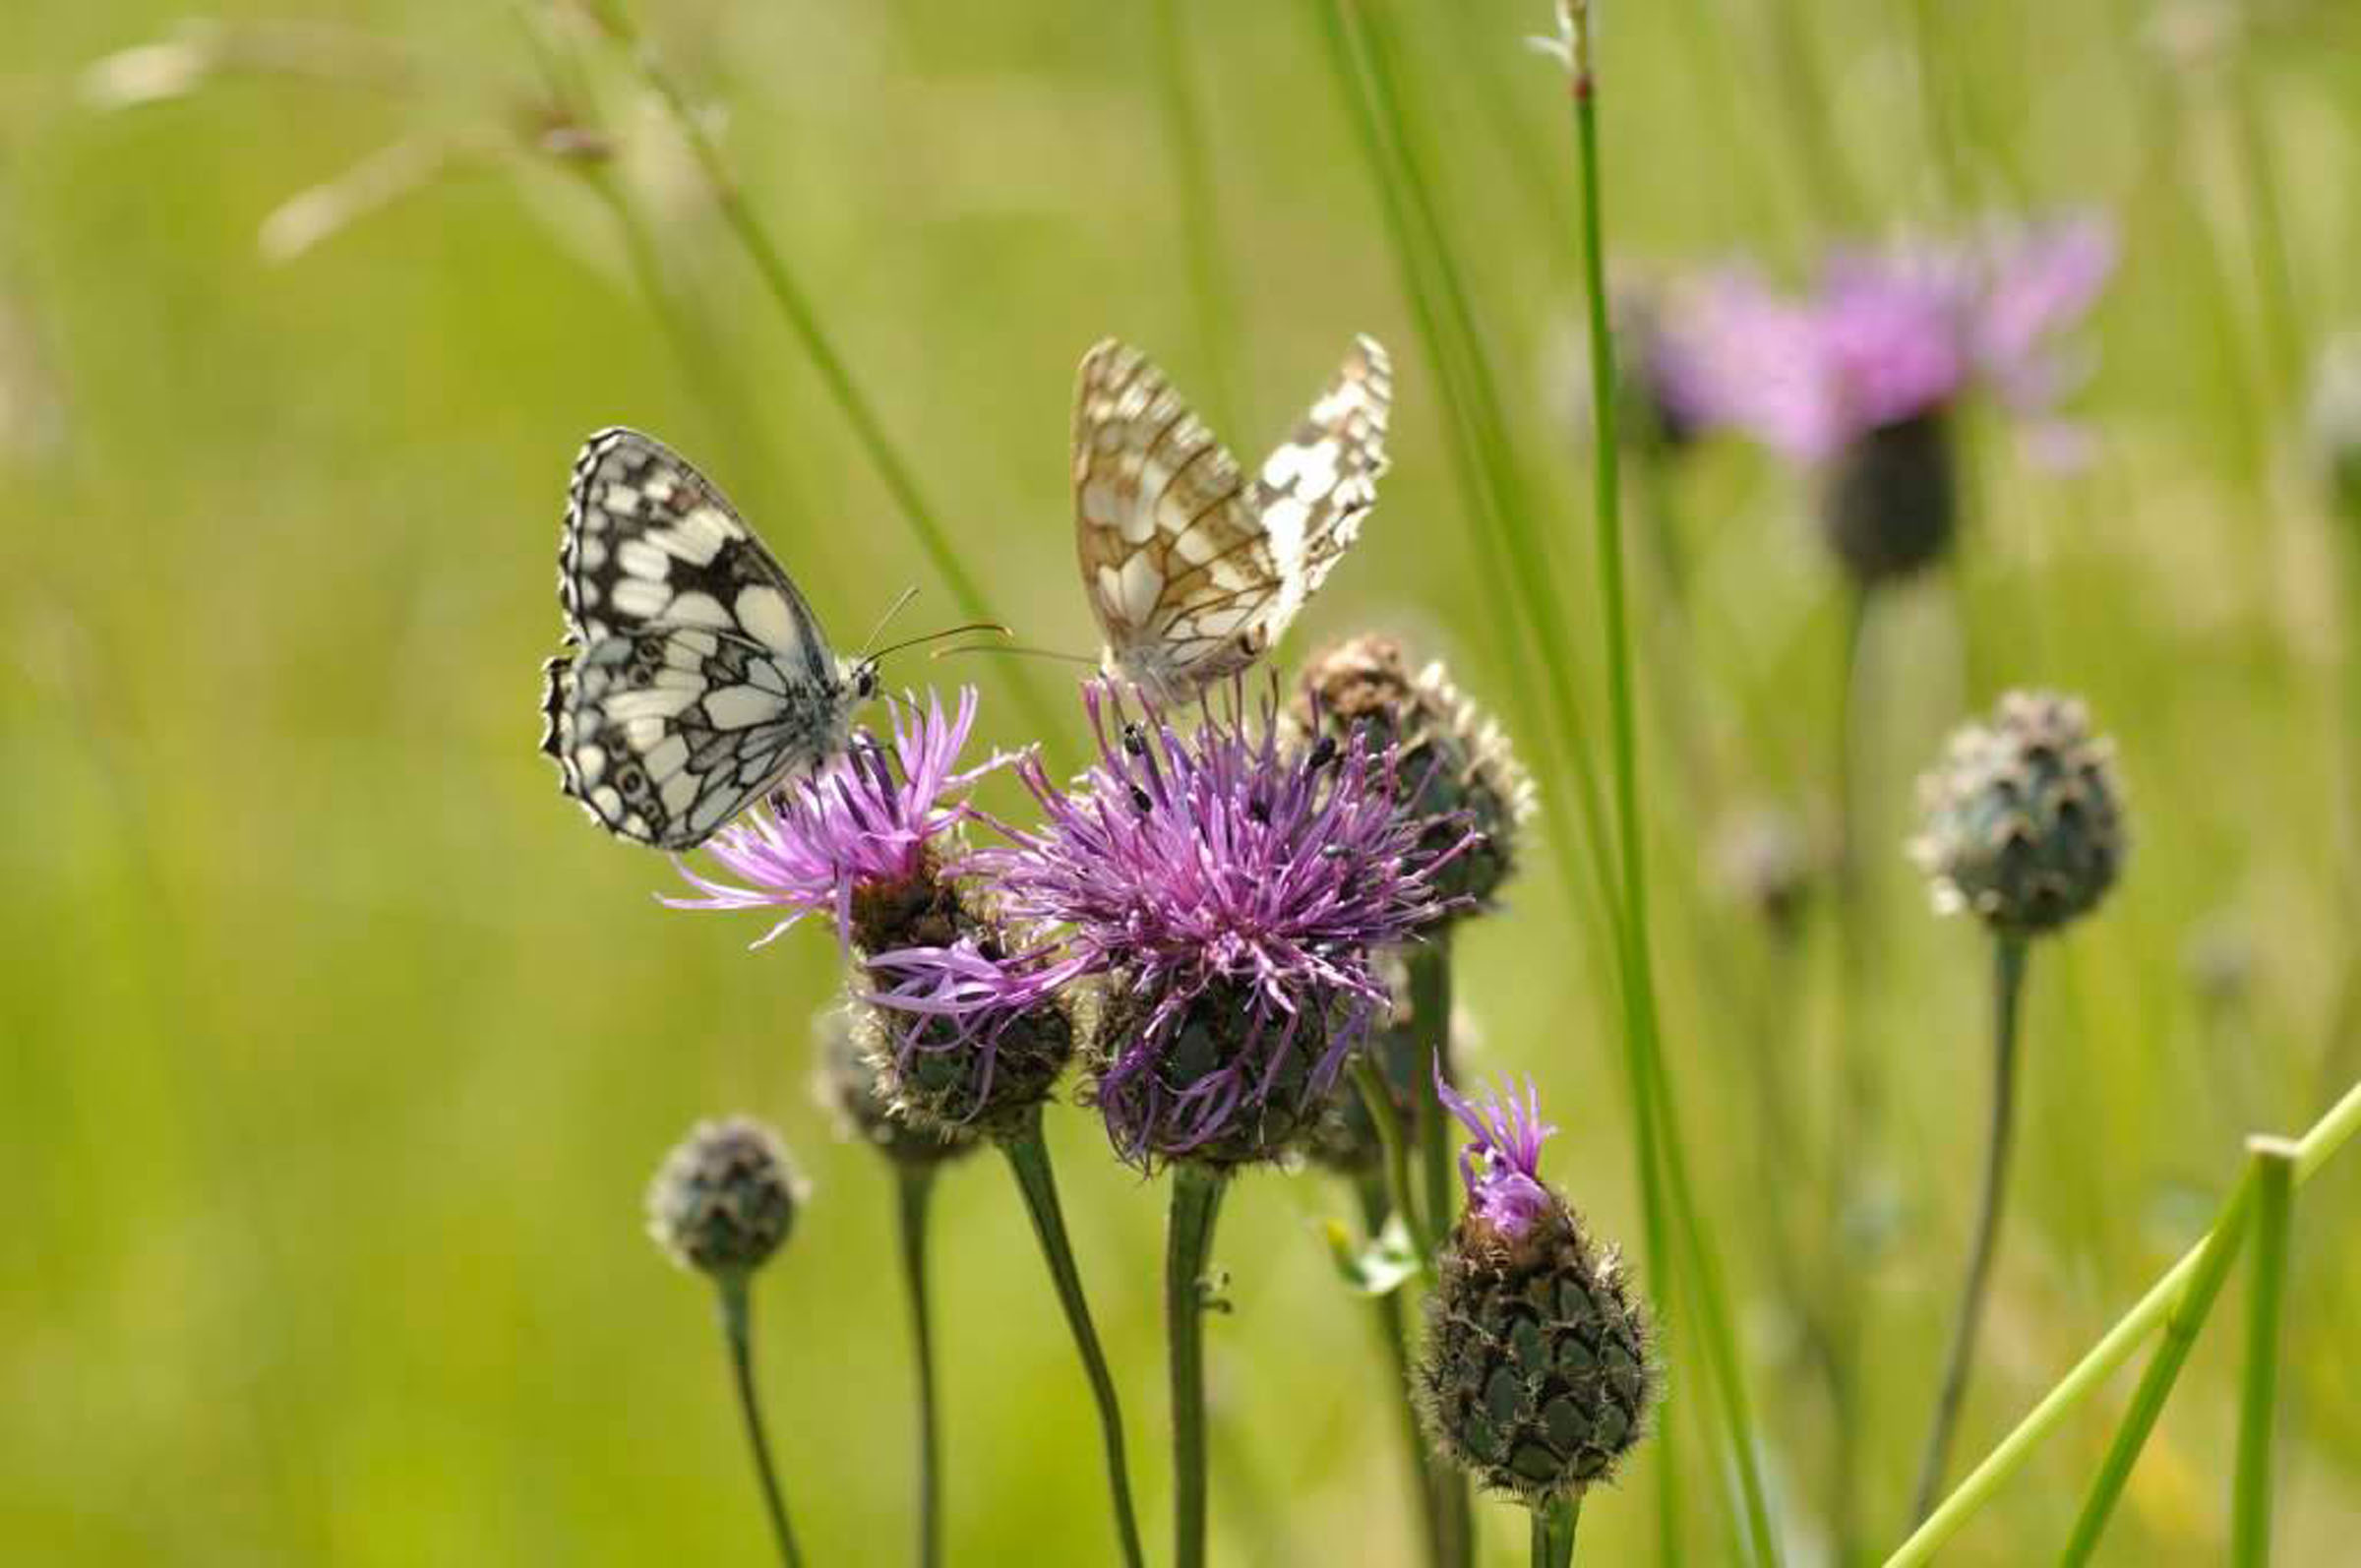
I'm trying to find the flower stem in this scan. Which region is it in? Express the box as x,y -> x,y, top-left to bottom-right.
1531,1491 -> 1583,1568
593,2 -> 1061,745
1409,935 -> 1474,1566
1562,12 -> 1779,1561
1910,934 -> 2030,1521
1354,1053 -> 1432,1270
893,1166 -> 943,1568
714,1275 -> 806,1568
1167,1163 -> 1230,1568
1890,1074 -> 2361,1565
999,1113 -> 1147,1568
2231,1136 -> 2300,1567
1354,1174 -> 1455,1568
2057,1153 -> 2262,1564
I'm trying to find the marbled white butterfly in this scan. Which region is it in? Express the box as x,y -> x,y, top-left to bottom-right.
1073,335 -> 1391,705
540,428 -> 878,850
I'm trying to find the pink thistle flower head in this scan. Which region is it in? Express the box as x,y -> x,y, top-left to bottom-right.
663,687 -> 994,948
981,683 -> 1468,1166
1436,1064 -> 1559,1240
1655,212 -> 2116,463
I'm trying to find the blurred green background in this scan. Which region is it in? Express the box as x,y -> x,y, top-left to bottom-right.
6,1 -> 2361,1562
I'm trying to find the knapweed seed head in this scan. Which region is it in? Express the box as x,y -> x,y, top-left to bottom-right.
1417,1075 -> 1655,1501
665,687 -> 992,950
982,683 -> 1464,1168
645,1116 -> 805,1279
1912,690 -> 2126,935
813,1007 -> 977,1169
1294,635 -> 1535,915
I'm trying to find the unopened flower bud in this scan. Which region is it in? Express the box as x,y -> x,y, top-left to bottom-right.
1294,634 -> 1536,914
646,1116 -> 804,1278
813,1008 -> 978,1169
1911,690 -> 2126,935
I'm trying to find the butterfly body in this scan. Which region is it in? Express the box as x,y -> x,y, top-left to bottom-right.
542,428 -> 874,849
1074,335 -> 1392,706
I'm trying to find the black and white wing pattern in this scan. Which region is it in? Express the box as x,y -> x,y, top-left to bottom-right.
540,428 -> 870,850
1073,335 -> 1391,705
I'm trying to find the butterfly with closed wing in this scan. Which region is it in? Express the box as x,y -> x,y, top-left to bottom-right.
1073,335 -> 1392,706
540,428 -> 989,851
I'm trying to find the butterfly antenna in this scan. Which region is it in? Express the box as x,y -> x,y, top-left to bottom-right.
932,641 -> 1098,666
855,585 -> 923,662
867,622 -> 1016,667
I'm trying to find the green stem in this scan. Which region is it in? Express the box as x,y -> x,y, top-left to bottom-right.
1355,1175 -> 1454,1568
1531,1491 -> 1582,1568
2058,1159 -> 2262,1564
999,1114 -> 1147,1568
2231,1137 -> 2300,1567
716,1275 -> 806,1568
1910,935 -> 2030,1521
1167,1164 -> 1230,1568
1564,17 -> 1778,1562
1408,935 -> 1474,1567
1825,584 -> 1873,1558
1411,935 -> 1458,1290
1149,0 -> 1240,434
1354,1053 -> 1433,1270
596,4 -> 1061,745
894,1167 -> 943,1568
1886,1078 -> 2361,1567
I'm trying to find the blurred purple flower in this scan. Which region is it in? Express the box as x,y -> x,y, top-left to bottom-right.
980,683 -> 1467,1164
1436,1065 -> 1559,1240
1657,214 -> 2116,463
664,687 -> 995,947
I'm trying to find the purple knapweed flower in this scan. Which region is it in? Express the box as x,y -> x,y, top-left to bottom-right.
1436,1066 -> 1559,1240
664,687 -> 993,948
980,683 -> 1467,1167
1656,213 -> 2116,464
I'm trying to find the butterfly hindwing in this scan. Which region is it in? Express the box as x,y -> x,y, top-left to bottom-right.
1072,336 -> 1391,705
543,428 -> 859,850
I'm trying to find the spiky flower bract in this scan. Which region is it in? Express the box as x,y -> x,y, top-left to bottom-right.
1293,634 -> 1536,915
1657,215 -> 2115,585
1417,1076 -> 1656,1502
982,683 -> 1464,1168
1911,690 -> 2127,935
646,1116 -> 806,1279
813,1007 -> 977,1170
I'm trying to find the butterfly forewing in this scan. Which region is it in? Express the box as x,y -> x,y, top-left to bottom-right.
1072,336 -> 1391,705
542,428 -> 859,849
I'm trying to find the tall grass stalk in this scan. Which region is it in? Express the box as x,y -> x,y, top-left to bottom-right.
2056,1155 -> 2260,1564
1887,1074 -> 2361,1566
1308,0 -> 1669,1539
1559,6 -> 1781,1559
999,1114 -> 1148,1568
1149,0 -> 1241,434
1408,936 -> 1475,1566
1910,935 -> 2030,1521
2230,1137 -> 2299,1567
591,3 -> 1063,745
